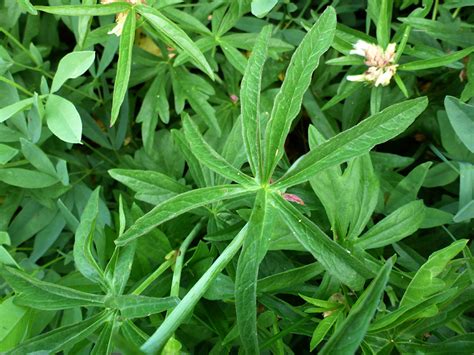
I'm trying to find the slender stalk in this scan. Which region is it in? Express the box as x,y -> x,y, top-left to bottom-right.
0,75 -> 34,96
131,258 -> 174,296
432,0 -> 439,20
141,224 -> 248,354
170,219 -> 204,298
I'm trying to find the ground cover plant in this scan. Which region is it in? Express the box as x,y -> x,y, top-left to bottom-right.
0,0 -> 473,353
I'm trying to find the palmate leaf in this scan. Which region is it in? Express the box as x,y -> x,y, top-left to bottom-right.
240,25 -> 272,181
274,97 -> 429,190
263,7 -> 337,182
319,258 -> 393,354
115,185 -> 256,246
271,193 -> 372,290
235,190 -> 274,354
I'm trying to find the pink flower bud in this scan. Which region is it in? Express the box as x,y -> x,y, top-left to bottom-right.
282,193 -> 305,205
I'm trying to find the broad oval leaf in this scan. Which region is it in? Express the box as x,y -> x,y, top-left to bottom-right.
45,94 -> 82,144
275,97 -> 429,190
51,51 -> 95,93
445,96 -> 474,153
0,168 -> 58,188
0,98 -> 34,123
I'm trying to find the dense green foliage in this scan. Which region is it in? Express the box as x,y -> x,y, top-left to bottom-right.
0,0 -> 473,354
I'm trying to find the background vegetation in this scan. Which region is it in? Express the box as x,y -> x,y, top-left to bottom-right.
0,0 -> 473,353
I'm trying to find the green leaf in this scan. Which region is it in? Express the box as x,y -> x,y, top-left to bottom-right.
107,241 -> 136,295
355,200 -> 425,249
74,188 -> 106,287
235,190 -> 274,353
400,239 -> 468,307
51,51 -> 95,93
90,317 -> 115,355
137,5 -> 214,79
0,98 -> 34,123
108,168 -> 189,203
20,138 -> 57,177
34,3 -> 131,16
369,288 -> 458,332
8,310 -> 110,355
182,114 -> 255,186
110,9 -> 135,126
0,168 -> 58,188
257,262 -> 324,294
444,96 -> 474,153
310,309 -> 342,351
0,265 -> 105,310
45,94 -> 82,144
116,185 -> 255,246
0,144 -> 18,165
320,258 -> 393,355
399,47 -> 474,71
271,193 -> 371,290
141,226 -> 248,354
274,97 -> 428,189
385,162 -> 431,213
263,7 -> 337,182
251,0 -> 278,17
240,25 -> 272,181
113,295 -> 179,319
18,0 -> 37,15
396,333 -> 474,354
0,297 -> 29,352
376,0 -> 392,48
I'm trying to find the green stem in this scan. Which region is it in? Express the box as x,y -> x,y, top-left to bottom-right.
0,75 -> 34,96
132,258 -> 174,296
170,220 -> 204,298
432,0 -> 439,20
452,7 -> 461,18
0,27 -> 37,63
141,224 -> 248,354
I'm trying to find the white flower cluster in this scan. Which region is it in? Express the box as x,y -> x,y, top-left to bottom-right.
347,40 -> 398,87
